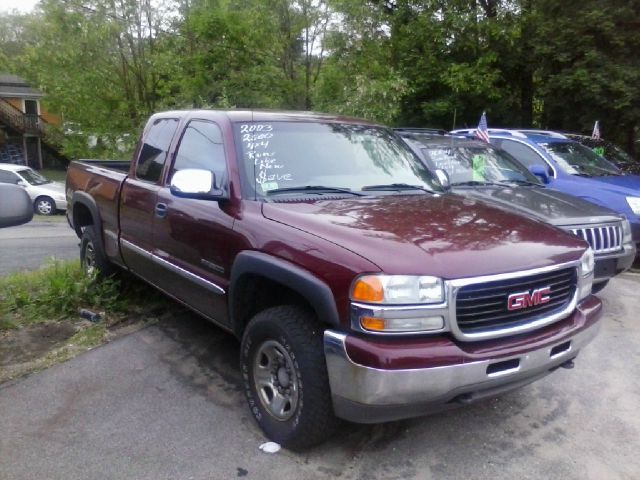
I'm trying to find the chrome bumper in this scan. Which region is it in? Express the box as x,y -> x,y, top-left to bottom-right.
324,318 -> 601,424
593,243 -> 636,284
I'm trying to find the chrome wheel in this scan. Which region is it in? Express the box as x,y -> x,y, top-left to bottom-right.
83,241 -> 97,276
253,339 -> 299,421
35,197 -> 55,216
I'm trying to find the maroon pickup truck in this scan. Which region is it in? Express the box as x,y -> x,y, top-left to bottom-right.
66,110 -> 602,449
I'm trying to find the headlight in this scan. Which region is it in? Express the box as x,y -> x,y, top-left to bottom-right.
578,248 -> 594,300
351,275 -> 444,304
621,218 -> 633,244
350,275 -> 446,333
626,197 -> 640,215
579,248 -> 595,278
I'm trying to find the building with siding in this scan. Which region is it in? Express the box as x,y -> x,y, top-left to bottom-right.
0,74 -> 65,169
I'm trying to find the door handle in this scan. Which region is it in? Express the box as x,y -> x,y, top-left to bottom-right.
155,203 -> 168,219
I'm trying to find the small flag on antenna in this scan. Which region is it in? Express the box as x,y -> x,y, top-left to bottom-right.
591,121 -> 601,140
475,112 -> 490,143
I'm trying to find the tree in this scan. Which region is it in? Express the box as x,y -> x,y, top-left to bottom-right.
313,0 -> 410,123
534,0 -> 640,152
13,0 -> 177,158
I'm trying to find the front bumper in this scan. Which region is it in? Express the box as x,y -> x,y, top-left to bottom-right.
632,220 -> 640,256
54,198 -> 68,211
594,243 -> 637,284
324,295 -> 602,424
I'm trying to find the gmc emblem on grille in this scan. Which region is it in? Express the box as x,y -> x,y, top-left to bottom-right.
507,286 -> 552,311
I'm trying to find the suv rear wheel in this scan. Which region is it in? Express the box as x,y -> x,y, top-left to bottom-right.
241,305 -> 338,449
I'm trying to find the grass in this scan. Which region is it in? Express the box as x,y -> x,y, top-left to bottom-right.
0,259 -> 167,331
32,213 -> 68,222
40,168 -> 67,183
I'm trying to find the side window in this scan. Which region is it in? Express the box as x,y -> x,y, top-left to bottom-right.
171,120 -> 226,182
135,118 -> 179,183
494,139 -> 548,171
0,170 -> 19,184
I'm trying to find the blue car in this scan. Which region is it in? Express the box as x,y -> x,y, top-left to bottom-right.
451,129 -> 640,249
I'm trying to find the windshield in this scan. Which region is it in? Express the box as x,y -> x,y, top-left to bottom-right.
18,168 -> 51,186
416,143 -> 541,186
539,142 -> 621,176
605,143 -> 636,165
234,122 -> 442,198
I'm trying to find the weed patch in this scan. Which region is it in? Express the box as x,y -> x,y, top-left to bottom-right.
0,259 -> 167,330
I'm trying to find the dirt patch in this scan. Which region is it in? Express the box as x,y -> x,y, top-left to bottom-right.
0,322 -> 78,366
0,306 -> 180,384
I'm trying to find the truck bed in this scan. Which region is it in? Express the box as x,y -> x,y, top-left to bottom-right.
76,159 -> 130,172
66,160 -> 130,263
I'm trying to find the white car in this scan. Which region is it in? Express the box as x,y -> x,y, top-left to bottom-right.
0,163 -> 67,215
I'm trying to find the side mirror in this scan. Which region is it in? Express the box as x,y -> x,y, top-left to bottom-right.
528,165 -> 550,184
0,184 -> 33,228
434,169 -> 451,191
17,180 -> 27,187
170,168 -> 228,201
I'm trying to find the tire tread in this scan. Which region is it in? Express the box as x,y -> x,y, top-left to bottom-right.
242,305 -> 339,449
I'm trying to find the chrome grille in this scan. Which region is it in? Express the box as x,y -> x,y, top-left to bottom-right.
569,224 -> 622,254
454,268 -> 577,335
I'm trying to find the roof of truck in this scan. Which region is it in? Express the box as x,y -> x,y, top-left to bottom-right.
149,109 -> 379,125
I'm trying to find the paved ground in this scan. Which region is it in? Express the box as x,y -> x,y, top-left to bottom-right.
1,274 -> 639,480
0,216 -> 78,275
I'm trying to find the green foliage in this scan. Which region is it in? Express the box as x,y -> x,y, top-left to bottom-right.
0,0 -> 637,153
534,0 -> 640,146
174,0 -> 291,109
0,260 -> 164,330
4,0 -> 178,158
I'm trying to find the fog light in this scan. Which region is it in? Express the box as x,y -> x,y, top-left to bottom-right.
360,316 -> 444,332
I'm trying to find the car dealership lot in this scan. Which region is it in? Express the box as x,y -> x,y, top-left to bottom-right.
0,274 -> 638,480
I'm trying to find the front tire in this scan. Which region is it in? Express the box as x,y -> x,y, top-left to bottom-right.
34,196 -> 56,216
80,226 -> 114,278
241,305 -> 338,449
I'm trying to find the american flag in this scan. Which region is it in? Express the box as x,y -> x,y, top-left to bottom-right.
591,120 -> 601,140
475,112 -> 490,143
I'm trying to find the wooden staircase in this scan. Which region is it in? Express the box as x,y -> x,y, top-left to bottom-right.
0,98 -> 63,148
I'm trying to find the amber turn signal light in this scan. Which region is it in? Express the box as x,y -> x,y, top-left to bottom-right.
360,316 -> 386,331
351,276 -> 385,303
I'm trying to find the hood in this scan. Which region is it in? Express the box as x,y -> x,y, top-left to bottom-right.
593,174 -> 640,192
454,186 -> 622,227
30,181 -> 65,196
262,194 -> 587,279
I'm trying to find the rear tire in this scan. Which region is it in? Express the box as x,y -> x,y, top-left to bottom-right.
34,196 -> 56,216
80,226 -> 114,278
241,305 -> 338,450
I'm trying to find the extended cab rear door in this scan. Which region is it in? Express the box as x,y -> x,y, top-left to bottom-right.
153,118 -> 235,326
120,117 -> 180,277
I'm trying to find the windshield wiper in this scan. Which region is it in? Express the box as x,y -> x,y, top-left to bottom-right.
361,183 -> 435,193
266,185 -> 365,196
451,180 -> 510,187
571,164 -> 620,177
500,179 -> 543,187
